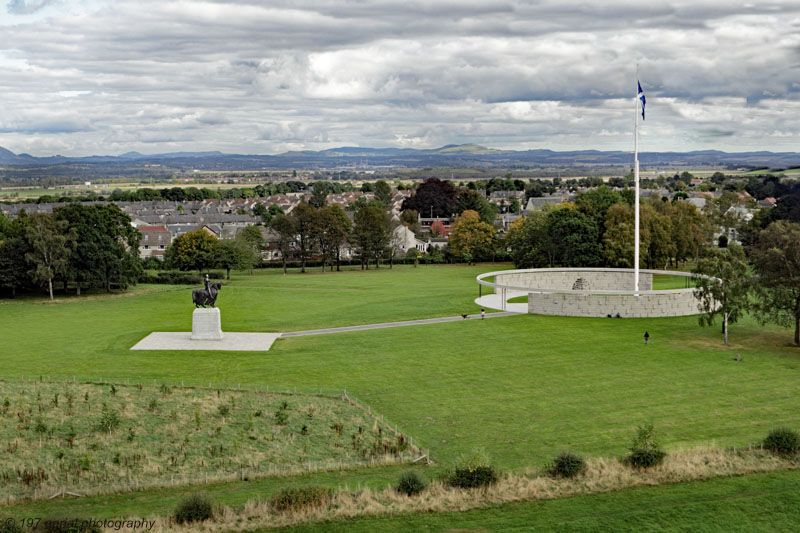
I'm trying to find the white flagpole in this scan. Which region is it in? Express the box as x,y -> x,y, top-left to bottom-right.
634,68 -> 640,295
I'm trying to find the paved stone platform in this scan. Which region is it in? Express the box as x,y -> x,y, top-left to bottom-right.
131,332 -> 280,351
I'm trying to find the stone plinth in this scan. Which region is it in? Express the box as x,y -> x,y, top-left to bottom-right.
192,308 -> 223,340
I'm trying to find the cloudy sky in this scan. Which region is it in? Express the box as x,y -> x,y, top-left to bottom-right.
1,0 -> 800,157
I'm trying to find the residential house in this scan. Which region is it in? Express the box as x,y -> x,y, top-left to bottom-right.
138,225 -> 172,259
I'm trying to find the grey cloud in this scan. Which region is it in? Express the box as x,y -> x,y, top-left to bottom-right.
1,1 -> 800,156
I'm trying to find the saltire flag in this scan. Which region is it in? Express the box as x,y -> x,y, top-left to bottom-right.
638,81 -> 646,120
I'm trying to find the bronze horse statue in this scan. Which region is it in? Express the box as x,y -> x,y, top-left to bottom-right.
192,282 -> 222,308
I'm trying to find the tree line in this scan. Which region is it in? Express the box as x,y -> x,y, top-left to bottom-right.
0,205 -> 142,299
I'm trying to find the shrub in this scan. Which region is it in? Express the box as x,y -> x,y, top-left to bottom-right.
447,447 -> 497,488
548,451 -> 586,478
217,405 -> 230,417
270,486 -> 331,513
95,404 -> 120,433
763,427 -> 800,456
274,409 -> 288,425
173,494 -> 214,524
626,423 -> 666,468
396,470 -> 427,496
448,466 -> 498,489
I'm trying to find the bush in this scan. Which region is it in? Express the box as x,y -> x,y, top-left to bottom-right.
173,494 -> 214,524
763,427 -> 800,456
446,448 -> 497,488
396,470 -> 427,496
548,451 -> 586,478
626,423 -> 666,468
274,409 -> 288,425
270,486 -> 331,513
448,466 -> 498,489
95,404 -> 120,433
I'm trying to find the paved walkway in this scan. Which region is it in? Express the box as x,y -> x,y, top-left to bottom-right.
281,311 -> 521,337
474,290 -> 529,313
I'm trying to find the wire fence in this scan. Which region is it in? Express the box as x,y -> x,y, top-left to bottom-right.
1,375 -> 431,505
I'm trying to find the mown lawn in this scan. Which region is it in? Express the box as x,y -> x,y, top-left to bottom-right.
2,264 -> 799,470
2,263 -> 800,525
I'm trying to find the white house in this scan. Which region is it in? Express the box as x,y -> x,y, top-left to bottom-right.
392,225 -> 427,255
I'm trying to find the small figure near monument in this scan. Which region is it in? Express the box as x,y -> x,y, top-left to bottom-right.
192,279 -> 222,308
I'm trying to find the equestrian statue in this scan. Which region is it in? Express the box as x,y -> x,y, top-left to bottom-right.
192,274 -> 222,308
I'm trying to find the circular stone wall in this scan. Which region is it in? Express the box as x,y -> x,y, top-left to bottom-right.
477,268 -> 706,318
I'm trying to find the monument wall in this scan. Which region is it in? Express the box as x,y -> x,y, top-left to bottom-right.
493,268 -> 653,292
526,291 -> 700,318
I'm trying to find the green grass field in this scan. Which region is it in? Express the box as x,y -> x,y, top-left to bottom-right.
2,264 -> 800,527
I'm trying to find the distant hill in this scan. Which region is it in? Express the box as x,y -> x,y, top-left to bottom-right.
2,144 -> 800,172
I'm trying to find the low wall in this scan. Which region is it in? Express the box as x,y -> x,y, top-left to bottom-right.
478,268 -> 707,319
494,268 -> 652,292
527,291 -> 701,318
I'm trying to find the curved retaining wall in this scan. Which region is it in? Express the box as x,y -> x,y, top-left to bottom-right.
526,291 -> 700,318
494,268 -> 652,292
478,268 -> 705,319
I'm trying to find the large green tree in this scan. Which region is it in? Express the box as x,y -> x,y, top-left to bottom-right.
546,207 -> 602,267
164,229 -> 218,272
671,201 -> 708,266
603,202 -> 635,268
55,204 -> 142,293
373,180 -> 392,206
269,214 -> 297,274
0,214 -> 31,297
314,205 -> 350,272
575,185 -> 622,239
291,202 -> 317,273
454,189 -> 497,224
212,237 -> 259,279
750,220 -> 800,345
693,244 -> 750,346
24,213 -> 76,300
641,202 -> 675,269
351,205 -> 390,269
506,208 -> 551,268
309,182 -> 328,208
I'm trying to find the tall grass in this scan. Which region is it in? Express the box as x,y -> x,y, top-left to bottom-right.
119,446 -> 800,531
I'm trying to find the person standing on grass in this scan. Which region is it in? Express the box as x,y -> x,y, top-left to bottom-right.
644,331 -> 650,345
481,308 -> 485,320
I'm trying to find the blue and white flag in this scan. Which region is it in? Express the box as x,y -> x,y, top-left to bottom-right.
638,81 -> 646,120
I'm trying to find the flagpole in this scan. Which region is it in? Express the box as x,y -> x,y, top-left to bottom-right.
634,67 -> 640,296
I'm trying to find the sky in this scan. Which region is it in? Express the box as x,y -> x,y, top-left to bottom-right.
1,0 -> 800,157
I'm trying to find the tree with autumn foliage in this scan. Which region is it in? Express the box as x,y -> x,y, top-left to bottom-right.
448,210 -> 494,264
164,229 -> 218,272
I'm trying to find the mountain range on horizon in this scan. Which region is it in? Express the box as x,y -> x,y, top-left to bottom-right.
2,143 -> 800,172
